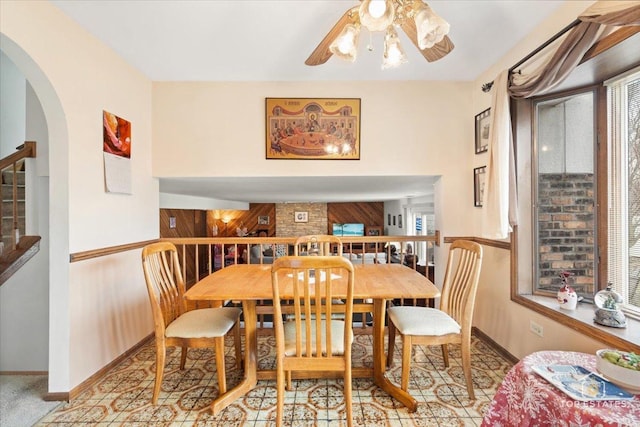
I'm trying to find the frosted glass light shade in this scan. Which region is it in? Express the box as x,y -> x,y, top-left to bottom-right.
359,0 -> 395,32
329,23 -> 360,62
382,27 -> 407,69
415,4 -> 450,50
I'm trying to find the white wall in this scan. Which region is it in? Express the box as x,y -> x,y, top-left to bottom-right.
384,199 -> 405,236
0,50 -> 25,157
1,0 -> 158,392
470,1 -> 609,359
0,55 -> 50,372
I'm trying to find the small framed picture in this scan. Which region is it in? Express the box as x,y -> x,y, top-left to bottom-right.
169,216 -> 176,229
388,214 -> 391,226
294,211 -> 308,223
258,215 -> 269,225
393,216 -> 396,226
475,108 -> 490,154
474,166 -> 487,207
398,214 -> 403,229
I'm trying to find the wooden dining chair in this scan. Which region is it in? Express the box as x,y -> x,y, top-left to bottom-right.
271,255 -> 355,427
386,240 -> 483,400
141,242 -> 243,404
294,234 -> 343,256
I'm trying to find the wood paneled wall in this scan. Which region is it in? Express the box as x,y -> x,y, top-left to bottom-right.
327,202 -> 384,233
206,203 -> 276,237
159,208 -> 207,285
163,201 -> 383,241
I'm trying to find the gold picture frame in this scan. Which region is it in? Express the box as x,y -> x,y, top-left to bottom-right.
266,98 -> 361,160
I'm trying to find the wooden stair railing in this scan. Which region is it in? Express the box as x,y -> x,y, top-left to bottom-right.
0,141 -> 39,286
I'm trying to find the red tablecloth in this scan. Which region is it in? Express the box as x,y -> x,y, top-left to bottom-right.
481,351 -> 640,426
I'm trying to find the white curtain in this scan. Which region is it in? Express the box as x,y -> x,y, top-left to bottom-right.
482,70 -> 516,239
481,0 -> 640,239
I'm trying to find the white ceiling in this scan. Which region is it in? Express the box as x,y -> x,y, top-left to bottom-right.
49,0 -> 565,203
159,175 -> 441,203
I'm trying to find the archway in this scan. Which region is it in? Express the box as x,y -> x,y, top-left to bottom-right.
1,33 -> 71,394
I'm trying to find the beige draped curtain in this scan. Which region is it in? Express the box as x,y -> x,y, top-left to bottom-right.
481,0 -> 640,239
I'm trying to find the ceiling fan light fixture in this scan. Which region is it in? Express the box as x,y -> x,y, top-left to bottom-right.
415,3 -> 450,50
305,0 -> 454,67
329,23 -> 360,62
382,26 -> 408,69
359,0 -> 395,32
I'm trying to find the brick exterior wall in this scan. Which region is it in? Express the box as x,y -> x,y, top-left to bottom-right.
275,203 -> 327,237
537,173 -> 595,295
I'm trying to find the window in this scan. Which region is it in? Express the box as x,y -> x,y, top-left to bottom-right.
519,68 -> 640,316
510,25 -> 640,349
606,68 -> 640,315
532,90 -> 597,300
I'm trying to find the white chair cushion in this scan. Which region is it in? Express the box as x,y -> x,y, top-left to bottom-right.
165,307 -> 241,338
387,306 -> 461,336
283,320 -> 353,356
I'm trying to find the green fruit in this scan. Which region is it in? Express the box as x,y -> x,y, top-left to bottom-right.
601,350 -> 640,371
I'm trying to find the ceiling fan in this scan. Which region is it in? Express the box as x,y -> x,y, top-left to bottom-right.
305,0 -> 454,68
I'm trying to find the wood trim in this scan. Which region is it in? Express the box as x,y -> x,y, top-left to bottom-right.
596,85 -> 608,292
580,26 -> 640,65
510,226 -> 518,300
69,239 -> 158,262
0,236 -> 41,286
64,334 -> 154,401
0,370 -> 48,375
70,235 -> 439,263
0,141 -> 36,170
443,236 -> 511,250
512,294 -> 640,354
44,392 -> 69,402
472,327 -> 519,365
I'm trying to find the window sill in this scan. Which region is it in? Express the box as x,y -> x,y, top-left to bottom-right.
512,294 -> 640,353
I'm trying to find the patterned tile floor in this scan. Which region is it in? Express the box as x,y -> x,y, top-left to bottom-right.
36,331 -> 513,426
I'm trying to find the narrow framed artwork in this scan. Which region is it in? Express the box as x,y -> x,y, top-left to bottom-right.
398,214 -> 402,229
474,166 -> 487,207
475,108 -> 490,154
294,211 -> 308,223
103,110 -> 132,194
266,98 -> 361,160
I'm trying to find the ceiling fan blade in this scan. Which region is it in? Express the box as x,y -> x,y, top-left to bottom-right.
400,18 -> 454,62
305,6 -> 359,66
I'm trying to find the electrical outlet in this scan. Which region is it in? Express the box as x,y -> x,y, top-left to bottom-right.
530,320 -> 543,337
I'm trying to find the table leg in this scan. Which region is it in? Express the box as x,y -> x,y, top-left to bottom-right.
210,300 -> 258,414
372,299 -> 418,412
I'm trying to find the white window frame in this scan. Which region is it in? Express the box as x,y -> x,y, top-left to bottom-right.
606,67 -> 640,317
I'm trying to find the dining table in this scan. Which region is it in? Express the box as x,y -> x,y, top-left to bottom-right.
184,262 -> 440,415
